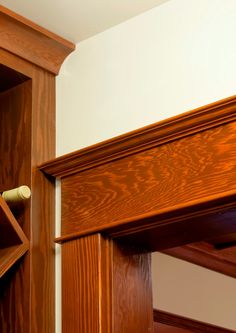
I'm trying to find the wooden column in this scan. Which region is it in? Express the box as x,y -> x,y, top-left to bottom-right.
62,234 -> 153,333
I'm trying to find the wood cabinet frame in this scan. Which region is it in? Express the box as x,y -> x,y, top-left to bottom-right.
0,6 -> 74,332
41,96 -> 236,332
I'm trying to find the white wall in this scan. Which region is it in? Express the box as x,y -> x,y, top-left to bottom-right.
152,252 -> 236,330
56,0 -> 236,330
57,0 -> 236,156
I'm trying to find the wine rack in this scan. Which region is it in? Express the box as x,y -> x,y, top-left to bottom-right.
0,195 -> 29,278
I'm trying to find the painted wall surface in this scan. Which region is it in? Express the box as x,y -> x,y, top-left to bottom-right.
56,0 -> 236,330
57,0 -> 236,156
152,252 -> 236,330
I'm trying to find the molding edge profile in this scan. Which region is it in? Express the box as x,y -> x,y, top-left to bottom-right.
0,5 -> 75,74
154,309 -> 235,333
40,95 -> 236,177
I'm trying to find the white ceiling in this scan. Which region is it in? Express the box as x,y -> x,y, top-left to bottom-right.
1,0 -> 170,43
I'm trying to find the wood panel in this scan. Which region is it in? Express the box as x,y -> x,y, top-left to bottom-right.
62,234 -> 110,333
0,5 -> 75,74
0,48 -> 55,332
154,310 -> 235,333
113,242 -> 153,333
58,121 -> 236,239
62,234 -> 154,333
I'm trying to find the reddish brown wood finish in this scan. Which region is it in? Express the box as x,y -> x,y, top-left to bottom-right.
62,234 -> 154,333
41,95 -> 236,178
0,28 -> 59,333
153,310 -> 235,333
0,5 -> 75,74
59,121 -> 236,237
0,196 -> 29,278
41,96 -> 236,331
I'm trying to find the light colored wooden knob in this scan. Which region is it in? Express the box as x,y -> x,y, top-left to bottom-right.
2,186 -> 31,203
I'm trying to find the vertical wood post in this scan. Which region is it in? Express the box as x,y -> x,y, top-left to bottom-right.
62,234 -> 154,333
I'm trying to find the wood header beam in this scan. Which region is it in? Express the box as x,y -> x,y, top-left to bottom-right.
40,95 -> 236,177
0,5 -> 75,74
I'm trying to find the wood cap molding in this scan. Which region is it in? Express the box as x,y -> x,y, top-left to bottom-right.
0,5 -> 75,74
154,309 -> 235,333
40,95 -> 236,177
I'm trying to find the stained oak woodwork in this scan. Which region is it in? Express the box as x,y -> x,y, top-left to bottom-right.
153,310 -> 235,333
41,95 -> 236,178
62,234 -> 154,333
0,54 -> 55,333
0,196 -> 29,278
0,5 -> 75,74
0,8 -> 73,330
41,92 -> 236,331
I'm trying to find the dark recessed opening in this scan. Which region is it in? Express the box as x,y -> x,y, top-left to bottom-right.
0,64 -> 29,93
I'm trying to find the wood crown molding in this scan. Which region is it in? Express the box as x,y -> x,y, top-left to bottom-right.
154,310 -> 235,333
40,95 -> 236,177
0,5 -> 75,74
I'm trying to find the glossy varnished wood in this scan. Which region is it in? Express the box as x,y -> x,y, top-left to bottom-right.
0,44 -> 56,333
0,5 -> 75,74
62,234 -> 153,333
113,242 -> 153,333
62,234 -> 112,333
41,95 -> 236,178
58,121 -> 236,237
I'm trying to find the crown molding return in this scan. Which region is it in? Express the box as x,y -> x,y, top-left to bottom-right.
40,95 -> 236,177
0,5 -> 75,74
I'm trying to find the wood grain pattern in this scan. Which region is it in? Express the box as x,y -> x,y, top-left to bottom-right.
62,234 -> 112,333
0,45 -> 55,332
0,5 -> 75,74
0,195 -> 29,278
153,310 -> 235,333
62,235 -> 153,333
112,242 -> 153,333
163,241 -> 236,278
40,95 -> 236,178
59,121 -> 236,237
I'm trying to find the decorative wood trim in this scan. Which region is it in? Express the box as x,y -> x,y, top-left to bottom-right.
40,95 -> 236,177
55,189 -> 236,245
153,309 -> 235,333
0,5 -> 75,74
